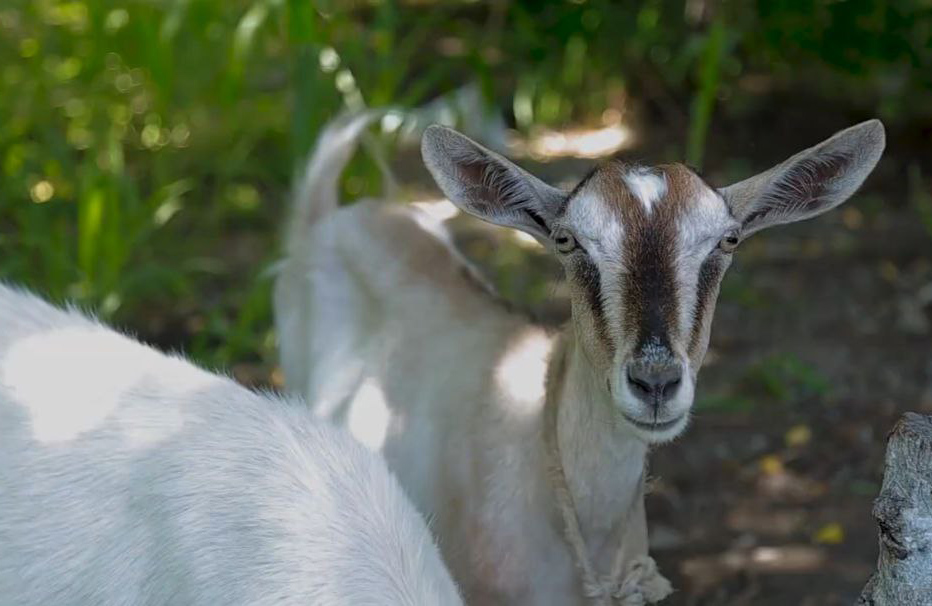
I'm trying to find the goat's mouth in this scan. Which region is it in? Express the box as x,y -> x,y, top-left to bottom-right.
621,413 -> 685,433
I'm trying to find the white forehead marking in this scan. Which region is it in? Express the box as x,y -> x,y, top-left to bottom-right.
563,189 -> 622,256
623,169 -> 667,214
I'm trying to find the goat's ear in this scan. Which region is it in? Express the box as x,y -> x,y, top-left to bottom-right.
421,125 -> 566,241
720,119 -> 885,238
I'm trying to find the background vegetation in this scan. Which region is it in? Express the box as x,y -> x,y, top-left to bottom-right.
2,0 -> 930,372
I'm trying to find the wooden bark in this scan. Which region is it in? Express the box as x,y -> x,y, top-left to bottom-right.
859,413 -> 932,606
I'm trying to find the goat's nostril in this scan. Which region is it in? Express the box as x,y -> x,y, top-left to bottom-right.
626,364 -> 682,402
626,370 -> 653,396
662,376 -> 681,397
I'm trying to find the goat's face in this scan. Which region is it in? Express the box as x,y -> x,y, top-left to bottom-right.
553,163 -> 733,440
423,120 -> 885,443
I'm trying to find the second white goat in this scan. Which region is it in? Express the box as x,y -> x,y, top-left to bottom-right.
0,283 -> 462,606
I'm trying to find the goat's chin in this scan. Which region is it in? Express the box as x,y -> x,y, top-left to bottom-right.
613,405 -> 692,445
627,414 -> 690,444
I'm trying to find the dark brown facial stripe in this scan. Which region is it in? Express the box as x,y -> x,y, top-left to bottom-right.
572,253 -> 614,354
624,220 -> 679,354
688,252 -> 726,355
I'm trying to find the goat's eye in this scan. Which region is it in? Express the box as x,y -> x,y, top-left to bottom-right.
718,231 -> 740,253
553,229 -> 578,254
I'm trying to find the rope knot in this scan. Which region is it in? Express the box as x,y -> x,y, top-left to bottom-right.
582,577 -> 617,599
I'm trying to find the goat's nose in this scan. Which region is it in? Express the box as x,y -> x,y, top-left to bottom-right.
626,362 -> 682,405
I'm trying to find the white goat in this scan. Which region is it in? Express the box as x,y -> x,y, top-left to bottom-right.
275,114 -> 885,605
0,283 -> 462,606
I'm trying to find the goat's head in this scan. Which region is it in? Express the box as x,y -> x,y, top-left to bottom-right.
422,120 -> 884,443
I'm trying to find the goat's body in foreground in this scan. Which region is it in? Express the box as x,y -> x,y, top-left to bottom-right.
276,114 -> 883,604
0,284 -> 461,606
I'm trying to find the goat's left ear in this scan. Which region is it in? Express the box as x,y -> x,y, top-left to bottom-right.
421,125 -> 567,242
720,119 -> 885,238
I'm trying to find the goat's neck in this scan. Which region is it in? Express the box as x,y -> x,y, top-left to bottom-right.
548,327 -> 648,542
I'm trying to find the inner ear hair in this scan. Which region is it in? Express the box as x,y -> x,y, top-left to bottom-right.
422,124 -> 567,240
459,155 -> 537,217
743,149 -> 851,225
720,119 -> 885,236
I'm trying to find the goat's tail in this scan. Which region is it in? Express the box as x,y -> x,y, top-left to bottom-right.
286,111 -> 384,257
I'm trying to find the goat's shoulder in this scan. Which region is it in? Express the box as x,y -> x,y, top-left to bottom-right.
308,198 -> 517,320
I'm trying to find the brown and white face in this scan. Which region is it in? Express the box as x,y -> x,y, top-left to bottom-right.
422,120 -> 885,444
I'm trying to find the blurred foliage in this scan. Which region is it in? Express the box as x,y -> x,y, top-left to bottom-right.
699,351 -> 831,412
909,163 -> 932,242
745,352 -> 831,404
696,392 -> 756,412
0,0 -> 930,370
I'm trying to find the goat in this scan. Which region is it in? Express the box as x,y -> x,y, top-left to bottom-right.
275,113 -> 885,605
0,283 -> 462,606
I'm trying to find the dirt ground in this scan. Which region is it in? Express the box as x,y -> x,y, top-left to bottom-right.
644,208 -> 930,605
389,106 -> 932,604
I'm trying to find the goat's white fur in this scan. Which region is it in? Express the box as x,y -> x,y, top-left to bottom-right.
0,283 -> 462,606
275,116 -> 883,605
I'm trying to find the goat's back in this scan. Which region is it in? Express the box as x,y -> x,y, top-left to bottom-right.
0,284 -> 461,606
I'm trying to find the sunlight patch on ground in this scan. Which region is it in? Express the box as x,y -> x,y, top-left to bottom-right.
682,544 -> 827,596
683,544 -> 826,585
512,121 -> 634,160
748,545 -> 826,572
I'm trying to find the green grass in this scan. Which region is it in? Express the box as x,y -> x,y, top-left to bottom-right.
1,1 -> 929,376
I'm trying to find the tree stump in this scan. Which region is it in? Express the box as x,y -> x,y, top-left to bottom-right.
859,413 -> 932,606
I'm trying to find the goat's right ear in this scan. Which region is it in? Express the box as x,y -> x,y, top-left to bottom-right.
421,125 -> 566,241
720,119 -> 885,238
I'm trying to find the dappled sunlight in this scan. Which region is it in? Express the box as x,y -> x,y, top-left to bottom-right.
512,121 -> 634,160
748,545 -> 826,573
493,329 -> 552,417
681,544 -> 828,596
1,326 -> 214,445
410,199 -> 461,243
346,377 -> 392,451
410,198 -> 460,222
